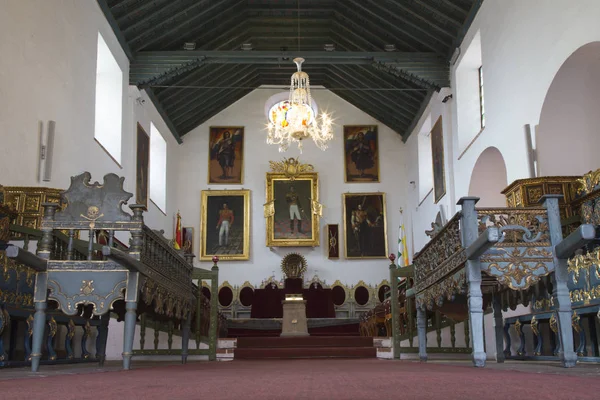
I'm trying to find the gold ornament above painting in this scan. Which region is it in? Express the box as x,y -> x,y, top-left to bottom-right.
264,157 -> 322,247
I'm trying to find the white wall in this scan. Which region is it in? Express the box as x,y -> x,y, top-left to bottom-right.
404,0 -> 600,253
0,0 -> 179,233
176,88 -> 407,288
537,41 -> 600,176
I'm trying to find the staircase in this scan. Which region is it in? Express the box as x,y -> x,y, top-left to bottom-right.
234,336 -> 377,359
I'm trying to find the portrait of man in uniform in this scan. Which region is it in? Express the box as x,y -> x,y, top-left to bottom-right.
201,190 -> 250,261
272,180 -> 313,240
208,127 -> 244,184
343,193 -> 388,258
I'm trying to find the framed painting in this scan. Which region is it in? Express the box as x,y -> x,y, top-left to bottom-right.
182,226 -> 194,255
327,224 -> 340,259
431,116 -> 446,203
265,172 -> 320,247
208,127 -> 244,184
343,192 -> 388,259
200,190 -> 250,261
135,123 -> 150,210
343,125 -> 379,182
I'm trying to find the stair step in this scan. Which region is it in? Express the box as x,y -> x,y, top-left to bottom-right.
234,346 -> 377,359
236,336 -> 373,349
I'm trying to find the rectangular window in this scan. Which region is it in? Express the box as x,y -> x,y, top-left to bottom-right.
479,65 -> 485,129
94,32 -> 123,165
150,122 -> 167,213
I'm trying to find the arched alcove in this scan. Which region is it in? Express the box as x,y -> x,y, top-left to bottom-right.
537,41 -> 600,176
468,147 -> 508,207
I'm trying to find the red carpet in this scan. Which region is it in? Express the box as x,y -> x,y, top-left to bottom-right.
2,359 -> 599,400
235,336 -> 376,359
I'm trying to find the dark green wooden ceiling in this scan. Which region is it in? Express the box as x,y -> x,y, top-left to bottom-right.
98,0 -> 482,143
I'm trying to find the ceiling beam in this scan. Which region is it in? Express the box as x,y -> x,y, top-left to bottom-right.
354,65 -> 425,103
157,64 -> 236,103
133,50 -> 446,63
136,57 -> 206,88
412,0 -> 464,29
144,88 -> 183,144
114,0 -> 174,28
165,65 -> 254,113
170,69 -> 260,125
160,1 -> 248,50
175,75 -> 260,132
402,89 -> 434,142
448,0 -> 484,59
325,73 -> 411,127
381,0 -> 457,40
345,0 -> 448,55
327,85 -> 404,135
131,0 -> 240,52
327,65 -> 416,123
96,0 -> 134,60
371,62 -> 445,90
332,65 -> 421,118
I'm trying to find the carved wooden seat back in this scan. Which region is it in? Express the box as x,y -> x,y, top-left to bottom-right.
32,172 -> 143,317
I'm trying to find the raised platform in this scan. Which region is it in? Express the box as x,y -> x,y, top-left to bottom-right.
234,336 -> 376,359
226,318 -> 360,338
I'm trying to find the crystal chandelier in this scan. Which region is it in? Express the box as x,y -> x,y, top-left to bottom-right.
267,58 -> 333,153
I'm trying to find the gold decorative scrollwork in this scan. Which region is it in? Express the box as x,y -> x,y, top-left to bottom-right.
481,247 -> 552,290
549,314 -> 558,334
477,208 -> 550,247
414,213 -> 466,293
1,250 -> 35,288
416,270 -> 466,311
80,280 -> 95,296
576,168 -> 600,196
570,285 -> 600,304
572,311 -> 581,333
269,157 -> 314,180
530,316 -> 538,336
567,247 -> 600,284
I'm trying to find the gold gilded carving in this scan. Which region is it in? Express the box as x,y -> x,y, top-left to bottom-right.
549,314 -> 558,334
281,253 -> 307,279
481,248 -> 552,290
416,271 -> 466,310
1,250 -> 35,287
80,280 -> 95,295
567,247 -> 600,283
477,208 -> 550,247
572,311 -> 581,333
414,213 -> 465,293
576,168 -> 600,195
0,216 -> 10,242
526,186 -> 543,204
570,285 -> 600,304
531,317 -> 541,356
269,157 -> 314,180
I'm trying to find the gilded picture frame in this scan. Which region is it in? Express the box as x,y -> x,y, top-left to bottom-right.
135,123 -> 150,210
343,125 -> 380,183
342,192 -> 388,259
200,189 -> 250,261
208,127 -> 244,184
265,172 -> 320,247
431,116 -> 446,204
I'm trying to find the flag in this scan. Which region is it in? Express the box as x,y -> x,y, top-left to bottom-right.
174,211 -> 182,250
397,210 -> 410,267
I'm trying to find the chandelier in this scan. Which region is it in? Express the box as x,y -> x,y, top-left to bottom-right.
267,57 -> 333,153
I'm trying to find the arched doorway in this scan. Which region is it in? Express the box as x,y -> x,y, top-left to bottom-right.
537,42 -> 600,176
468,147 -> 508,207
